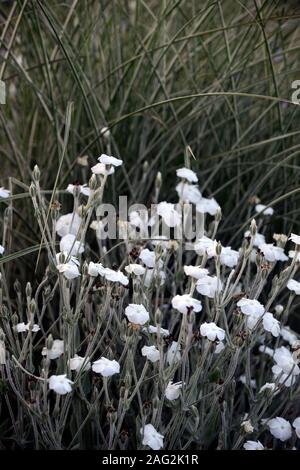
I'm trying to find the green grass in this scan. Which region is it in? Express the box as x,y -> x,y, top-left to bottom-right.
1,0 -> 300,272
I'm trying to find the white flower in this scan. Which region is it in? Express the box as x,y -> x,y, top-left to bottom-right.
171,294 -> 202,314
237,298 -> 265,316
144,268 -> 166,288
103,268 -> 129,286
129,210 -> 149,229
244,230 -> 265,247
146,325 -> 170,336
196,197 -> 220,216
139,248 -> 156,268
292,417 -> 300,438
92,357 -> 120,376
196,275 -> 223,298
289,233 -> 300,245
165,381 -> 182,400
243,440 -> 264,450
176,182 -> 202,204
141,345 -> 160,363
66,183 -> 91,197
88,261 -> 106,277
60,234 -> 84,256
56,212 -> 82,238
49,374 -> 73,395
141,424 -> 164,450
272,346 -> 300,386
220,246 -> 239,268
15,322 -> 40,333
68,355 -> 91,372
0,245 -> 4,255
259,243 -> 288,262
183,265 -> 208,279
259,382 -> 276,394
194,236 -> 217,257
125,264 -> 146,276
91,162 -> 115,175
125,304 -> 150,325
42,339 -> 64,360
200,322 -> 225,342
99,153 -> 123,167
280,326 -> 298,346
167,341 -> 181,366
0,187 -> 10,199
288,250 -> 300,262
267,417 -> 292,441
57,262 -> 80,280
156,201 -> 181,227
263,312 -> 280,337
255,204 -> 274,216
176,167 -> 198,183
287,279 -> 300,295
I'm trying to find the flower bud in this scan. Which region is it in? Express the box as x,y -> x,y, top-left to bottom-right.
33,165 -> 40,182
216,241 -> 222,256
250,219 -> 257,236
155,171 -> 162,189
46,334 -> 54,350
89,174 -> 98,190
215,207 -> 222,222
26,282 -> 32,299
29,183 -> 37,198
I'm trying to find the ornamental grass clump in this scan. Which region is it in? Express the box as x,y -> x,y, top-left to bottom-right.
1,155 -> 300,450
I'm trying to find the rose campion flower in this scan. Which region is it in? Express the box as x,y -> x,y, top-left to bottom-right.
220,246 -> 239,268
183,265 -> 208,279
57,262 -> 81,280
68,355 -> 91,372
176,167 -> 198,183
194,236 -> 217,257
125,304 -> 150,325
99,153 -> 123,167
267,417 -> 292,441
92,357 -> 120,376
262,312 -> 280,337
49,375 -> 73,395
259,243 -> 288,262
196,275 -> 223,298
88,261 -> 106,277
91,162 -> 115,175
272,346 -> 300,386
156,201 -> 181,227
141,345 -> 160,363
146,325 -> 170,336
56,212 -> 82,238
0,187 -> 10,199
0,245 -> 4,255
237,298 -> 265,316
167,341 -> 181,366
255,204 -> 274,216
171,294 -> 202,314
66,183 -> 91,197
165,381 -> 182,400
292,417 -> 300,438
215,341 -> 225,354
196,197 -> 220,216
289,233 -> 300,245
42,339 -> 64,360
141,424 -> 164,450
139,248 -> 157,268
15,322 -> 40,333
60,233 -> 84,256
244,230 -> 265,248
125,264 -> 146,276
200,322 -> 225,342
287,279 -> 300,295
243,440 -> 264,450
103,268 -> 129,286
176,182 -> 202,204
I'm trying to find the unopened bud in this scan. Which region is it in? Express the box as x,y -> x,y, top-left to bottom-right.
33,165 -> 40,182
26,282 -> 32,298
155,171 -> 162,189
89,174 -> 98,190
215,207 -> 222,222
250,219 -> 257,237
46,334 -> 54,350
216,241 -> 222,256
